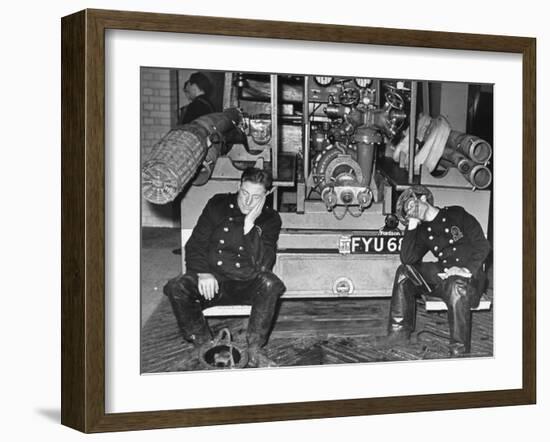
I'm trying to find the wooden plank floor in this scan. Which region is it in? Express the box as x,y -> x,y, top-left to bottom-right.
141,297 -> 493,373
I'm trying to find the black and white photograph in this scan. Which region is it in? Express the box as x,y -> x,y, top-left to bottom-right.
140,69 -> 494,372
4,0 -> 546,439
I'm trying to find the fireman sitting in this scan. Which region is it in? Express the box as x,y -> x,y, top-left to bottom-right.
163,167 -> 285,368
379,185 -> 491,356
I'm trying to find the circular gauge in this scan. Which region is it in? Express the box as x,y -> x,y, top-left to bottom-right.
354,78 -> 371,88
314,76 -> 333,86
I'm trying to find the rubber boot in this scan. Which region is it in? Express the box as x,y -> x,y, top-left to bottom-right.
246,272 -> 285,367
374,265 -> 417,348
246,272 -> 285,348
163,274 -> 213,348
446,277 -> 472,357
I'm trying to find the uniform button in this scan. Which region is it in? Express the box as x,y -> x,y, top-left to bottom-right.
219,239 -> 225,244
443,259 -> 447,264
434,246 -> 438,251
235,262 -> 241,268
238,246 -> 244,251
427,227 -> 432,232
449,239 -> 454,244
445,228 -> 449,233
237,254 -> 241,257
229,203 -> 234,209
218,250 -> 222,254
442,218 -> 447,222
229,217 -> 234,221
438,252 -> 443,257
217,260 -> 223,266
223,227 -> 229,232
453,247 -> 456,251
456,258 -> 460,262
429,235 -> 434,240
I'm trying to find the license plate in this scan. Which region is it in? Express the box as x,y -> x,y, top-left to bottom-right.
339,234 -> 403,254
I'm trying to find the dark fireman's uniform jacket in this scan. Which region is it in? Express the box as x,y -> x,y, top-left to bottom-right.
400,206 -> 491,275
179,95 -> 215,125
184,193 -> 282,281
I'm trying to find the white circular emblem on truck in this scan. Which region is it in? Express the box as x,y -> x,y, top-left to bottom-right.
332,277 -> 354,296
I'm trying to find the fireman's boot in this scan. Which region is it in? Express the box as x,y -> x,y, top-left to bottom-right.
163,274 -> 213,349
246,272 -> 285,368
374,265 -> 417,348
445,277 -> 473,357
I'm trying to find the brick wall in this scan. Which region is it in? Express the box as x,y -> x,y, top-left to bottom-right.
141,67 -> 180,228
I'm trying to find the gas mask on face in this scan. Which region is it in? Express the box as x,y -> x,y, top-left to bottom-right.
395,185 -> 434,226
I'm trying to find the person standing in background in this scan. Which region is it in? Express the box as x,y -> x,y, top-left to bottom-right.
178,72 -> 215,125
